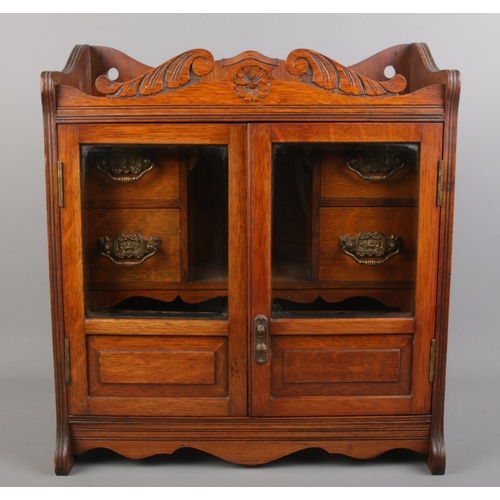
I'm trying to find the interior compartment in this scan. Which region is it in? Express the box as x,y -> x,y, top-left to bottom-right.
272,145 -> 313,281
187,146 -> 228,281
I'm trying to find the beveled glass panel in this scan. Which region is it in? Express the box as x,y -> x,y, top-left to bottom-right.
81,145 -> 228,318
271,143 -> 419,318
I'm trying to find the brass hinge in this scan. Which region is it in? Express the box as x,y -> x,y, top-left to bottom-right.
57,161 -> 64,208
436,160 -> 444,207
64,339 -> 71,385
429,339 -> 436,382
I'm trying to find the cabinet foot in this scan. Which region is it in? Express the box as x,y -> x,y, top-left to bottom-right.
54,432 -> 75,475
426,436 -> 446,475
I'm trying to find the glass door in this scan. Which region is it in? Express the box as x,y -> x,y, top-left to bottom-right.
59,124 -> 248,417
250,123 -> 442,416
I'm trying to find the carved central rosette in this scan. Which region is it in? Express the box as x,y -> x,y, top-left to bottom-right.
234,65 -> 271,102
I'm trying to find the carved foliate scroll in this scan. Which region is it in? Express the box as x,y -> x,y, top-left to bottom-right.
286,49 -> 407,96
95,49 -> 214,97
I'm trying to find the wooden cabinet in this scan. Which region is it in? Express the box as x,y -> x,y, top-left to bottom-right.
41,44 -> 460,475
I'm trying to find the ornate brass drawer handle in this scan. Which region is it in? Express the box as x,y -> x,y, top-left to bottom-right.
99,233 -> 161,267
339,231 -> 401,266
345,150 -> 404,181
97,150 -> 154,182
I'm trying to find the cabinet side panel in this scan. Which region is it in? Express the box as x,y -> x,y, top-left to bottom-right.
42,72 -> 75,475
428,69 -> 461,475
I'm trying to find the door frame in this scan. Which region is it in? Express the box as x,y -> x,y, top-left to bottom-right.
249,122 -> 443,416
58,123 -> 248,417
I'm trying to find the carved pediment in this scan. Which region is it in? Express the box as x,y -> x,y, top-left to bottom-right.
94,47 -> 407,99
221,50 -> 279,69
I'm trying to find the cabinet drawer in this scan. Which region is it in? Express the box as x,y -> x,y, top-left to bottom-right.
84,208 -> 180,287
320,145 -> 418,202
82,146 -> 180,207
271,334 -> 412,397
319,207 -> 416,283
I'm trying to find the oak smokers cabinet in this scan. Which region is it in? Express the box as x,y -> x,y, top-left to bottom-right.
41,44 -> 460,475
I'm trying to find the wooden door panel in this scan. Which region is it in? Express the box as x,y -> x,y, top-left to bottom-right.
271,334 -> 412,397
88,336 -> 228,398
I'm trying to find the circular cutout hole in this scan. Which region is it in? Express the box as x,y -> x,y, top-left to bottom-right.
107,67 -> 119,81
384,65 -> 396,78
